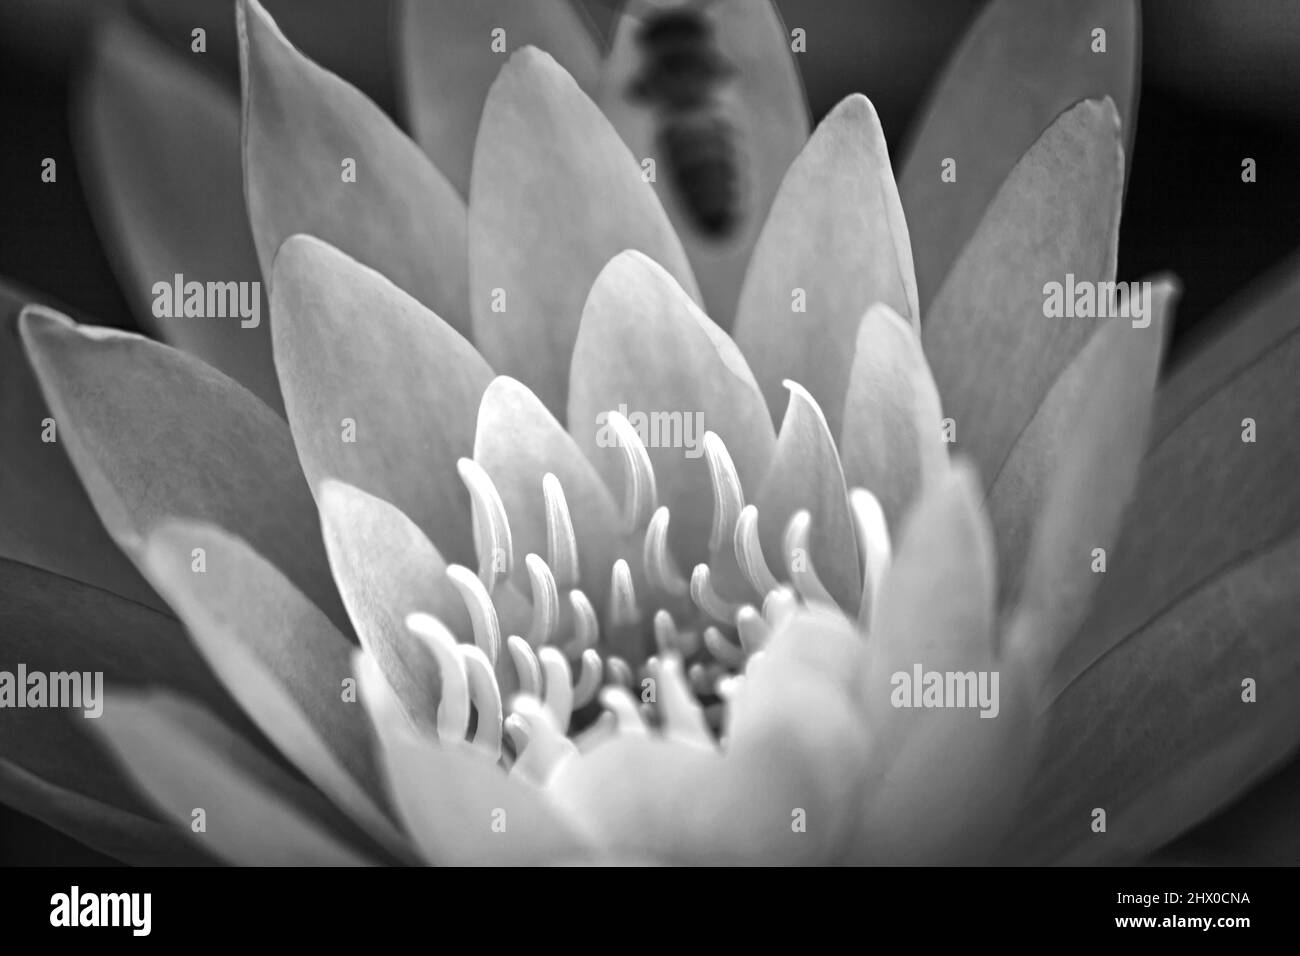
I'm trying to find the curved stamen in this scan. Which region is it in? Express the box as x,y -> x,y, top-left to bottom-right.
599,686 -> 648,735
608,558 -> 641,628
566,589 -> 600,656
538,646 -> 574,732
605,656 -> 634,689
573,648 -> 603,709
459,644 -> 503,759
405,613 -> 470,743
445,564 -> 502,665
850,487 -> 892,630
703,625 -> 746,670
642,506 -> 689,596
762,585 -> 799,630
523,553 -> 560,646
506,634 -> 543,697
734,504 -> 781,596
456,458 -> 514,592
606,410 -> 658,532
782,510 -> 837,608
652,608 -> 678,656
735,604 -> 771,654
691,563 -> 739,623
702,431 -> 745,555
542,473 -> 580,588
506,696 -> 575,785
687,661 -> 713,697
652,654 -> 712,748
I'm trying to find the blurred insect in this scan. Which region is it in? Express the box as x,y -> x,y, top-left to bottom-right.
597,0 -> 744,240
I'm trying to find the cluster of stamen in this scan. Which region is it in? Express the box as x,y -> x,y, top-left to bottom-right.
398,408 -> 892,781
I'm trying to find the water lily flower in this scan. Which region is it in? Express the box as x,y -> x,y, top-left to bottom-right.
1,0 -> 1297,865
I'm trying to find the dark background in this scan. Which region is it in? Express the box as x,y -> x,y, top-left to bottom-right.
1,0 -> 1298,864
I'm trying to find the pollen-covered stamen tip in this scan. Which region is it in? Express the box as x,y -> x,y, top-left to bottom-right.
703,625 -> 746,670
762,584 -> 799,630
643,506 -> 688,596
734,504 -> 781,596
606,410 -> 658,532
573,648 -> 603,709
702,431 -> 744,555
445,564 -> 502,665
456,458 -> 513,592
599,685 -> 648,735
507,634 -> 543,697
609,558 -> 641,628
538,646 -> 574,732
653,608 -> 679,655
542,472 -> 580,588
735,604 -> 770,654
523,553 -> 560,646
783,510 -> 837,608
690,562 -> 739,624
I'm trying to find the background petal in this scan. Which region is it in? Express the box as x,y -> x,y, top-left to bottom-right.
94,691 -> 378,865
396,0 -> 601,198
733,94 -> 917,434
1017,532 -> 1300,864
238,0 -> 469,333
598,0 -> 810,326
19,306 -> 350,633
474,376 -> 623,609
469,47 -> 699,418
0,284 -> 160,609
140,519 -> 410,859
1053,253 -> 1300,695
922,98 -> 1124,488
568,251 -> 773,566
318,480 -> 470,728
755,382 -> 861,610
996,279 -> 1176,682
270,235 -> 491,566
0,557 -> 248,864
839,303 -> 947,532
75,18 -> 280,411
899,0 -> 1139,310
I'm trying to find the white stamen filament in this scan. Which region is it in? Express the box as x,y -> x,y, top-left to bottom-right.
542,472 -> 580,587
405,613 -> 470,743
506,634 -> 543,698
703,431 -> 744,555
445,564 -> 502,665
523,553 -> 559,646
456,458 -> 514,592
459,644 -> 503,759
606,410 -> 658,532
782,510 -> 837,607
643,506 -> 689,596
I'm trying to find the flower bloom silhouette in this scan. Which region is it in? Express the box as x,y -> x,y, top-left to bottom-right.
1,0 -> 1297,865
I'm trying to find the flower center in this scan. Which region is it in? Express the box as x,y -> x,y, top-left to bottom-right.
425,406 -> 891,775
